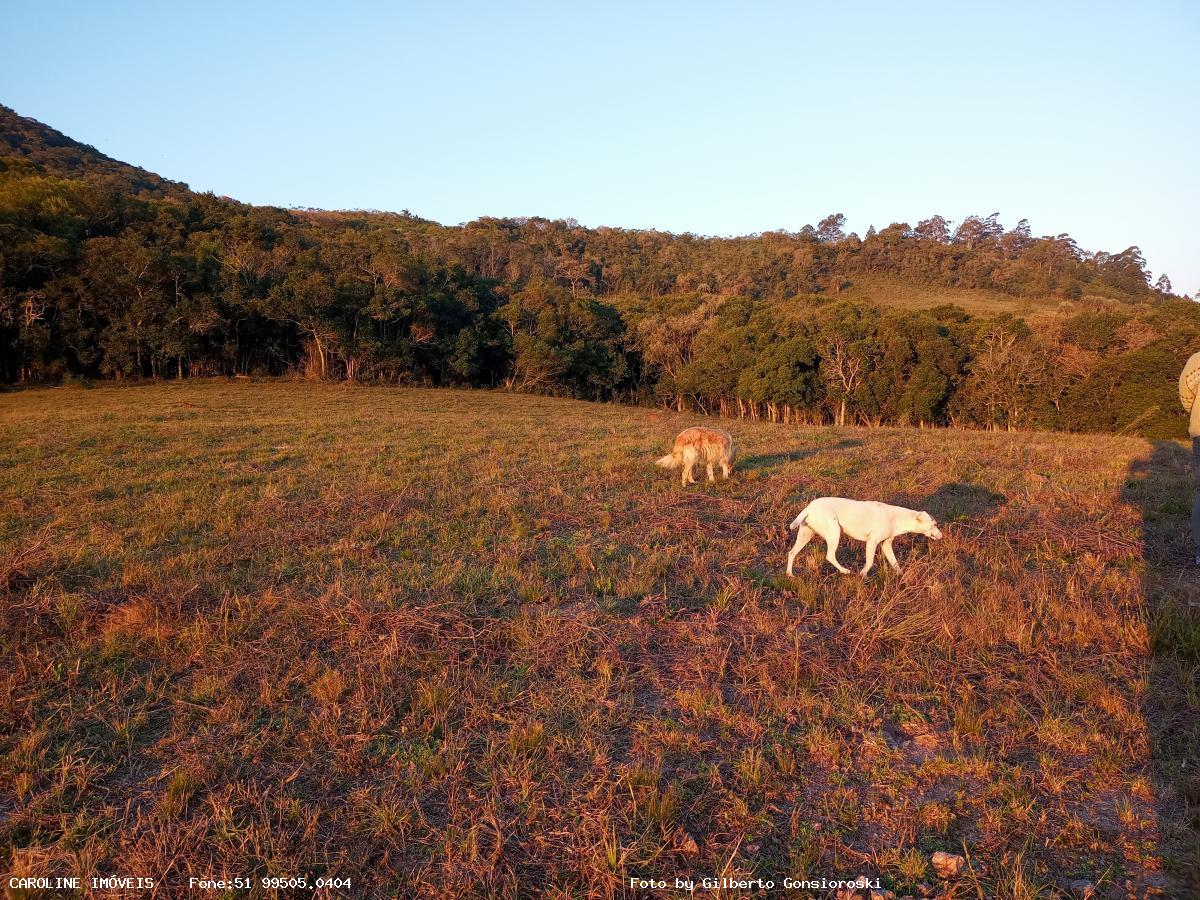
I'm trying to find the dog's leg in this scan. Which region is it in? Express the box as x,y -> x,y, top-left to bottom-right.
825,523 -> 852,574
861,538 -> 878,577
706,462 -> 715,482
786,525 -> 814,576
720,460 -> 731,479
682,460 -> 695,485
881,539 -> 901,573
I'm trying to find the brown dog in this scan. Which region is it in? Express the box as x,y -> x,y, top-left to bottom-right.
656,427 -> 735,485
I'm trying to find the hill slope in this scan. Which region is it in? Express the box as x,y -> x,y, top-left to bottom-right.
0,103 -> 1169,310
2,383 -> 1196,893
0,104 -> 187,197
2,104 -> 1197,439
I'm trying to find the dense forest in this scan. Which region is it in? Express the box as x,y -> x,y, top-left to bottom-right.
2,104 -> 1197,437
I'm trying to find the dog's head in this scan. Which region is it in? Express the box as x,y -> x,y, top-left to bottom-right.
915,511 -> 943,540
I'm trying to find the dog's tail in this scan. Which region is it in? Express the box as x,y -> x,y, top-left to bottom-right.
655,453 -> 678,469
788,506 -> 811,531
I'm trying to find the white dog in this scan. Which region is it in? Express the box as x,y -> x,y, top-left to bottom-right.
786,497 -> 943,576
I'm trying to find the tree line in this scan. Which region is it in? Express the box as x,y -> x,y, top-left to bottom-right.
2,107 -> 1197,438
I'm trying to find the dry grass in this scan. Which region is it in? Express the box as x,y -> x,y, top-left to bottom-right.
821,276 -> 1074,319
1,382 -> 1197,898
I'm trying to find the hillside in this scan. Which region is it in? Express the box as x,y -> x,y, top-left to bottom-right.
2,104 -> 1199,439
0,104 -> 187,197
1,383 -> 1197,895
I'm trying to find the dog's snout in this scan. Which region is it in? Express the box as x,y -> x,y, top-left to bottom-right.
931,526 -> 944,540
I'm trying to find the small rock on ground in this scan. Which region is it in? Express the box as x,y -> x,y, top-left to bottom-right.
930,851 -> 965,878
1057,879 -> 1096,899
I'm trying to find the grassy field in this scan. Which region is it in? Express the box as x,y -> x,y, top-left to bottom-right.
818,277 -> 1069,319
1,382 -> 1198,898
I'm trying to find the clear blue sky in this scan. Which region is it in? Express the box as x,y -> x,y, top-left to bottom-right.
4,0 -> 1198,293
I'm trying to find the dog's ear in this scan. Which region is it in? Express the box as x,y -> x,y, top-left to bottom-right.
916,511 -> 932,522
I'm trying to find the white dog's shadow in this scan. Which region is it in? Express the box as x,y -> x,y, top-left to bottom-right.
901,481 -> 1007,523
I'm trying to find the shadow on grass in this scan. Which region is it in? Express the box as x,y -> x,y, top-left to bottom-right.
1122,439 -> 1200,890
914,481 -> 1007,522
738,439 -> 864,474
